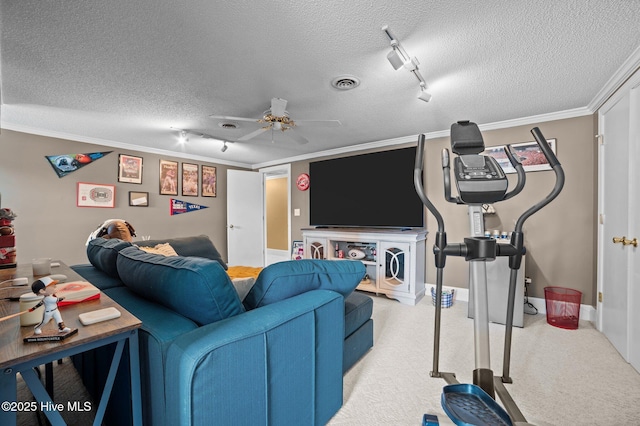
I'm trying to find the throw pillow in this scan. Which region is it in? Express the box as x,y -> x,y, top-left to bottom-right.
243,259 -> 365,310
117,246 -> 244,325
136,243 -> 179,257
86,238 -> 133,278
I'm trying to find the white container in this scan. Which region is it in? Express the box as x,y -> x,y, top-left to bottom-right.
19,293 -> 44,326
32,258 -> 52,276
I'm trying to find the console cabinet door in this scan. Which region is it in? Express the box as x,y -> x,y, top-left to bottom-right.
305,237 -> 327,259
378,241 -> 410,293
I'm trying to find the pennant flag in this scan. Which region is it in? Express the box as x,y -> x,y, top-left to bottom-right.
170,198 -> 208,216
45,151 -> 112,178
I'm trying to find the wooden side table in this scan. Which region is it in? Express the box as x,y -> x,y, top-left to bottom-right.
0,262 -> 142,425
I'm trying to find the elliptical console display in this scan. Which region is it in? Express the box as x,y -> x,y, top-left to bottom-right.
451,121 -> 509,203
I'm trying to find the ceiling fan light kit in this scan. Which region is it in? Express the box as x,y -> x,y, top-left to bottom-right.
382,25 -> 431,102
210,97 -> 341,145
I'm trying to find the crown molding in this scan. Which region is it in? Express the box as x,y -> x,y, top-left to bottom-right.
252,106 -> 593,169
0,122 -> 252,168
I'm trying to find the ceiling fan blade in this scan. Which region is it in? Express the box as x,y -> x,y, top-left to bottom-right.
270,98 -> 288,117
293,120 -> 342,128
283,129 -> 309,145
237,126 -> 270,141
209,115 -> 259,123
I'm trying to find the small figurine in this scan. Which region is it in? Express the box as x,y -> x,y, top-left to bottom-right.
29,277 -> 71,334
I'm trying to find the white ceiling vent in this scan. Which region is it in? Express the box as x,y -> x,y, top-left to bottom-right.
331,75 -> 361,90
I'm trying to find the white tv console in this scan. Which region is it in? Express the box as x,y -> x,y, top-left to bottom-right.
301,228 -> 428,305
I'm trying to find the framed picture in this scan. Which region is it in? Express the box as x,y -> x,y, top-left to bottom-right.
77,182 -> 115,208
182,163 -> 199,196
129,191 -> 149,207
201,165 -> 217,197
159,159 -> 178,195
484,138 -> 557,174
118,154 -> 143,184
291,240 -> 304,260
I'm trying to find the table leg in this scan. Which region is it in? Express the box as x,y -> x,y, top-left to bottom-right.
21,368 -> 65,425
129,329 -> 142,426
45,362 -> 54,400
0,367 -> 18,425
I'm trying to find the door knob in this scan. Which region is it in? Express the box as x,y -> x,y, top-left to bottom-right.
612,236 -> 638,247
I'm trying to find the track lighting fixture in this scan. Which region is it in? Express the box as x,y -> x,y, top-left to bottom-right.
172,128 -> 223,142
171,128 -> 232,153
382,25 -> 431,102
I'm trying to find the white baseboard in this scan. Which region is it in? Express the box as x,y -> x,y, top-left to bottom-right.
425,284 -> 597,323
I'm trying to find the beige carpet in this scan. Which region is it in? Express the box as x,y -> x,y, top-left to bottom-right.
329,294 -> 640,425
16,293 -> 640,425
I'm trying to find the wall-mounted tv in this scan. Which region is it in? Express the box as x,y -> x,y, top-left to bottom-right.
309,146 -> 424,229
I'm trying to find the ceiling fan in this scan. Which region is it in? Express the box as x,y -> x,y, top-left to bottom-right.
210,98 -> 341,145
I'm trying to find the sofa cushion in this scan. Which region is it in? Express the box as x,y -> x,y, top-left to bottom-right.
136,235 -> 228,270
117,246 -> 244,326
243,259 -> 366,310
344,291 -> 373,338
86,238 -> 133,278
70,264 -> 124,291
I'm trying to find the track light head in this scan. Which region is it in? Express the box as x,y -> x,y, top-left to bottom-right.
418,90 -> 432,103
179,130 -> 189,143
387,49 -> 404,70
221,142 -> 228,152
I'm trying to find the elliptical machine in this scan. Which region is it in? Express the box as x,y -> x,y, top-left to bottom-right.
414,121 -> 564,425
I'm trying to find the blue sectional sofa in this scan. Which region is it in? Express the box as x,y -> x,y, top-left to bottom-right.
71,235 -> 373,425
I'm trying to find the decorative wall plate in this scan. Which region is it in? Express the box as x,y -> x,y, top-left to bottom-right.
296,173 -> 310,191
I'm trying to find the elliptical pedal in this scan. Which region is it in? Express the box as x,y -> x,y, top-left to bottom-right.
441,384 -> 512,426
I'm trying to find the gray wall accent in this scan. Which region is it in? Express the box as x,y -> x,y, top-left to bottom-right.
0,130 -> 245,266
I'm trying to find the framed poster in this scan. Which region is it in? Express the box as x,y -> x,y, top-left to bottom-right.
182,163 -> 199,196
201,165 -> 217,197
77,182 -> 115,208
118,154 -> 143,184
129,191 -> 149,207
484,139 -> 557,174
159,159 -> 178,195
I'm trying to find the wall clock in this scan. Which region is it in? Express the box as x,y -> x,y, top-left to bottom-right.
296,173 -> 310,191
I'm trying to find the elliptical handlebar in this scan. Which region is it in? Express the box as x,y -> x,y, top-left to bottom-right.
513,127 -> 565,232
503,145 -> 526,200
441,148 -> 459,204
415,134 -> 445,233
531,127 -> 561,167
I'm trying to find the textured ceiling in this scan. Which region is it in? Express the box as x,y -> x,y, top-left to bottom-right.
2,0 -> 640,168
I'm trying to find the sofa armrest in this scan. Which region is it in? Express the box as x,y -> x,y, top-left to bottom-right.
165,289 -> 344,426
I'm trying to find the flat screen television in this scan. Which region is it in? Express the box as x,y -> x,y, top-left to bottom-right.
309,146 -> 424,229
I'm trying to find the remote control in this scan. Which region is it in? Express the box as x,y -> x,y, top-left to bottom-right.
79,307 -> 121,325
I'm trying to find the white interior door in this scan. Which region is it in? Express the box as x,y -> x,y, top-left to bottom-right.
227,169 -> 264,267
598,74 -> 640,373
